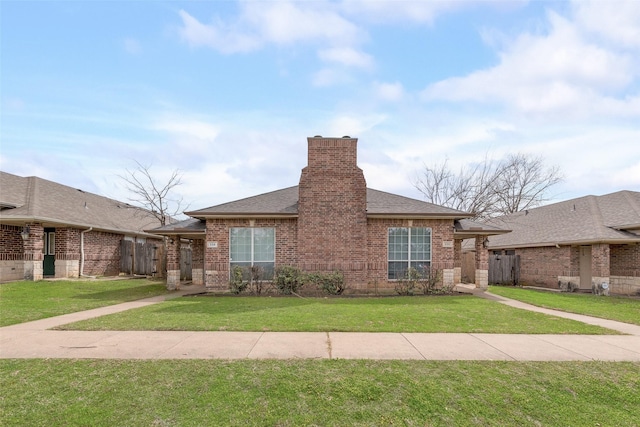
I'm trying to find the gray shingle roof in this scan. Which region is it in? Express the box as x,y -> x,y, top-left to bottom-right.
185,185 -> 473,218
0,171 -> 162,236
486,190 -> 640,248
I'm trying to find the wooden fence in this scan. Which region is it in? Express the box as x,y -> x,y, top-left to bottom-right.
120,240 -> 165,277
180,246 -> 192,281
489,254 -> 520,285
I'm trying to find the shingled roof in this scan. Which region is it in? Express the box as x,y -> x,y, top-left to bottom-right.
184,186 -> 473,219
485,190 -> 640,248
0,171 -> 162,236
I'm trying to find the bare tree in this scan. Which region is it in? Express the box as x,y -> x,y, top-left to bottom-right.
414,153 -> 562,219
119,161 -> 188,226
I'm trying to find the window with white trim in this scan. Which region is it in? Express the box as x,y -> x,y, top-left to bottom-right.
388,227 -> 431,280
229,228 -> 275,280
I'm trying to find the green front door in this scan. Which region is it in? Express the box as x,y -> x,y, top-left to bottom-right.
43,228 -> 55,276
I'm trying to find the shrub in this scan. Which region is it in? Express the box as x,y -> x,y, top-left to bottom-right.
305,271 -> 346,295
228,265 -> 248,295
274,266 -> 303,295
417,268 -> 444,295
394,268 -> 419,296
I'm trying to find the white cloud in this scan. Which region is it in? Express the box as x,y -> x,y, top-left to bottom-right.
177,10 -> 260,53
243,1 -> 362,46
422,9 -> 639,118
573,0 -> 640,49
177,2 -> 363,54
341,0 -> 462,24
318,47 -> 373,69
373,81 -> 405,102
326,113 -> 387,137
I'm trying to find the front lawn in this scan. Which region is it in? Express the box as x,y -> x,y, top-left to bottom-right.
489,286 -> 640,326
58,295 -> 616,334
1,359 -> 638,427
0,279 -> 168,326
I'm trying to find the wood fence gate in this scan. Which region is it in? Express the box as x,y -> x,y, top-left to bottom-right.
180,246 -> 192,281
489,254 -> 520,285
121,240 -> 165,277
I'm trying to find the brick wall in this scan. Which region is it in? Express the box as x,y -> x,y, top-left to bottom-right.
515,246 -> 574,288
0,225 -> 25,281
298,137 -> 368,283
366,218 -> 455,291
55,227 -> 81,261
611,244 -> 640,277
591,243 -> 610,278
204,218 -> 298,288
0,224 -> 24,260
82,230 -> 122,276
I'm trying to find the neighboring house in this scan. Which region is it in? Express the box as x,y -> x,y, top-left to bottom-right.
151,136 -> 508,292
0,171 -> 164,282
485,191 -> 640,295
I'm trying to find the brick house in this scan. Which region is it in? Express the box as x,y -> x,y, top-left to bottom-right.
485,191 -> 640,295
0,171 -> 163,282
152,136 -> 508,293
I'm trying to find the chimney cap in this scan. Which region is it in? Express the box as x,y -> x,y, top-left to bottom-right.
342,135 -> 351,138
313,135 -> 322,138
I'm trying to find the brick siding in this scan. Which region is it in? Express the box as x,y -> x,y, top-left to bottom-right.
611,244 -> 640,277
82,230 -> 122,276
0,224 -> 24,260
298,137 -> 368,283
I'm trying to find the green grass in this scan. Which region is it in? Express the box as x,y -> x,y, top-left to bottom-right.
489,286 -> 640,326
1,359 -> 638,426
0,279 -> 168,326
59,295 -> 616,334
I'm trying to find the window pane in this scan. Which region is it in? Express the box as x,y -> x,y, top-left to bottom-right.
253,262 -> 275,280
48,233 -> 55,255
410,261 -> 431,277
410,228 -> 431,261
253,228 -> 274,262
230,228 -> 251,262
388,261 -> 407,280
388,227 -> 408,261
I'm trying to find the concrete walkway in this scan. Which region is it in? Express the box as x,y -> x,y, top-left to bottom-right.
1,286 -> 639,361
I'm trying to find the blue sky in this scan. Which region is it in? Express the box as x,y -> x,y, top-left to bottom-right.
2,0 -> 639,213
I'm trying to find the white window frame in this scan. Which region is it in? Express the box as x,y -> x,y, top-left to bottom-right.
387,227 -> 432,280
229,227 -> 275,279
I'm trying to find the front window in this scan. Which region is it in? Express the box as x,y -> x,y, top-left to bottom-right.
388,227 -> 431,280
230,228 -> 275,280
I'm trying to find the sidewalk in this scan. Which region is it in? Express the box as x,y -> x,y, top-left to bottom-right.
1,287 -> 639,361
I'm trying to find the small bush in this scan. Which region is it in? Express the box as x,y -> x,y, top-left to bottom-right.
395,268 -> 449,296
228,265 -> 248,295
417,268 -> 444,295
305,271 -> 346,295
394,268 -> 419,296
274,266 -> 303,295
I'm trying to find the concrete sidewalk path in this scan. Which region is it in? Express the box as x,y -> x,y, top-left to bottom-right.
1,286 -> 639,361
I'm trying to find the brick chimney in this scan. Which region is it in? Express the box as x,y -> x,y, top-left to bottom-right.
297,136 -> 367,280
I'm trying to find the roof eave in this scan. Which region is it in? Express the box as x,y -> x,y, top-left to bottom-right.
367,213 -> 474,220
187,213 -> 298,220
454,229 -> 512,238
0,215 -> 160,238
488,237 -> 640,249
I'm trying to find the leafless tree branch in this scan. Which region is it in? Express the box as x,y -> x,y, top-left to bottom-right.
413,153 -> 563,219
118,161 -> 189,226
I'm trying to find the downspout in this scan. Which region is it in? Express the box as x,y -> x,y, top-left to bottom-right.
80,227 -> 95,278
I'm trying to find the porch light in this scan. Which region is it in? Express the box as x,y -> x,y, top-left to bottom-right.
20,226 -> 30,241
